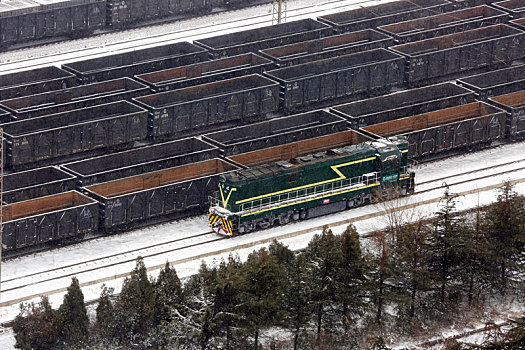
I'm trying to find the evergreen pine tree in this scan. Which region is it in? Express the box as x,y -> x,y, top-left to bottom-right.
368,228 -> 394,324
113,256 -> 156,345
93,285 -> 114,341
427,188 -> 467,306
285,254 -> 313,350
336,225 -> 369,328
239,248 -> 286,349
482,182 -> 525,294
155,261 -> 183,324
391,221 -> 432,318
304,226 -> 342,340
58,277 -> 89,346
13,297 -> 60,350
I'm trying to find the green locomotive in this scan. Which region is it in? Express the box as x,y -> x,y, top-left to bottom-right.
208,136 -> 415,236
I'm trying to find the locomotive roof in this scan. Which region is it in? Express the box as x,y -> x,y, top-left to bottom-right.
226,138 -> 405,183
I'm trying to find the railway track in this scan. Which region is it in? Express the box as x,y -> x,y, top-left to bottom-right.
1,154 -> 524,310
0,0 -> 388,74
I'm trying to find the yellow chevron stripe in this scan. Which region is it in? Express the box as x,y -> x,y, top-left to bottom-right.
219,186 -> 236,207
241,182 -> 380,217
235,156 -> 377,204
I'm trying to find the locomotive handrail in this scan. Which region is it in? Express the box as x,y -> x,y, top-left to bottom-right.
238,172 -> 380,213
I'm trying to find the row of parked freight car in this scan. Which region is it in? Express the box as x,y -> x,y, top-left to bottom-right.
0,0 -> 268,49
0,0 -> 524,256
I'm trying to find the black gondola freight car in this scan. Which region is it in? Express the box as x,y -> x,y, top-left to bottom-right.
362,102 -> 507,159
83,158 -> 239,232
194,18 -> 332,58
202,110 -> 348,156
134,74 -> 280,139
317,0 -> 453,33
259,30 -> 394,67
0,106 -> 12,123
2,191 -> 99,253
331,83 -> 477,129
4,166 -> 77,203
2,100 -> 148,168
264,48 -> 405,113
456,64 -> 525,100
0,66 -> 76,100
135,53 -> 275,92
62,137 -> 220,185
489,90 -> 525,141
390,24 -> 525,86
62,42 -> 209,83
0,77 -> 150,120
512,17 -> 525,29
0,0 -> 106,48
378,5 -> 509,43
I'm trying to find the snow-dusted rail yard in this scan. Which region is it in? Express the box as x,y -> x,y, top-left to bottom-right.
0,141 -> 524,324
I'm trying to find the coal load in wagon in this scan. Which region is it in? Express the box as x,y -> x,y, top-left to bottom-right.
134,74 -> 280,139
0,78 -> 150,120
62,137 -> 220,186
202,110 -> 347,156
264,48 -> 404,113
2,100 -> 148,168
390,24 -> 525,86
362,102 -> 507,159
62,42 -> 208,83
457,64 -> 525,99
83,158 -> 240,232
194,18 -> 332,58
135,53 -> 275,92
317,0 -> 453,33
330,82 -> 476,129
259,29 -> 394,67
3,166 -> 77,203
0,66 -> 76,101
378,5 -> 509,43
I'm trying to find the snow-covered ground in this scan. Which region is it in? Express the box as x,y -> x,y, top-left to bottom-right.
1,141 -> 524,326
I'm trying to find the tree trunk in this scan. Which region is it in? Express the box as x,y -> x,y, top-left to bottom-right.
294,324 -> 299,350
316,304 -> 323,341
410,282 -> 417,318
377,271 -> 384,323
254,329 -> 259,349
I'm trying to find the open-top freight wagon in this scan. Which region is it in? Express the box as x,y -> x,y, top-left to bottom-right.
378,5 -> 509,43
135,53 -> 275,92
83,158 -> 240,232
2,101 -> 148,168
194,19 -> 332,58
362,102 -> 507,159
317,0 -> 453,33
2,191 -> 99,254
202,110 -> 348,156
62,137 -> 220,186
0,78 -> 150,120
134,74 -> 280,139
3,166 -> 77,203
265,48 -> 405,112
62,42 -> 209,83
259,30 -> 394,67
331,83 -> 477,129
457,64 -> 525,100
0,66 -> 76,101
489,90 -> 525,140
390,24 -> 525,86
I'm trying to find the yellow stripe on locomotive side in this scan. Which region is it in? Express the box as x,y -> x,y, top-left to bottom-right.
235,156 -> 377,204
241,182 -> 380,217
